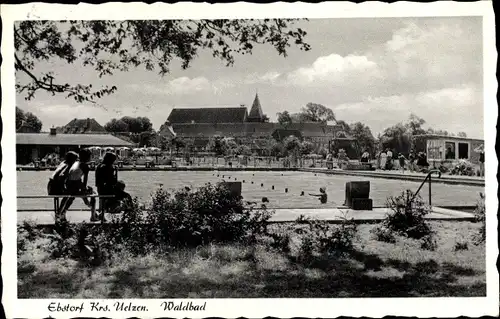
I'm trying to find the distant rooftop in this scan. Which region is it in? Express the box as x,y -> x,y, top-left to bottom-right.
57,118 -> 106,134
413,134 -> 484,142
17,132 -> 133,146
167,107 -> 248,124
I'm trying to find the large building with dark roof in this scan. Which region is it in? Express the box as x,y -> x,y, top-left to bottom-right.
163,94 -> 343,154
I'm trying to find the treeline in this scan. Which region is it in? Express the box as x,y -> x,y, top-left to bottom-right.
16,105 -> 468,157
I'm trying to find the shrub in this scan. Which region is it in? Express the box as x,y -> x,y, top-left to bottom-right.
450,159 -> 476,176
383,189 -> 433,240
296,213 -> 358,259
420,234 -> 438,251
370,225 -> 397,243
473,192 -> 485,244
454,241 -> 469,251
141,182 -> 273,248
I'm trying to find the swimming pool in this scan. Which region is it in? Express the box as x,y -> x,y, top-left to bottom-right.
16,170 -> 484,211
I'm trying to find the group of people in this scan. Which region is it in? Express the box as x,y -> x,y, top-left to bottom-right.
375,149 -> 429,172
48,149 -> 132,222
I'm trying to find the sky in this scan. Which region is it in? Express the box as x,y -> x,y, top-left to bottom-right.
16,17 -> 484,138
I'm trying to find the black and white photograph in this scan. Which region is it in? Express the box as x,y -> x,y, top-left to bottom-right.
1,1 -> 498,318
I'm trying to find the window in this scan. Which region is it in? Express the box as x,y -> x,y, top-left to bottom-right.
445,142 -> 455,160
458,142 -> 469,159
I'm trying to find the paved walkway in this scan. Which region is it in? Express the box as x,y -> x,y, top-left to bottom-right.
17,206 -> 475,225
299,168 -> 485,187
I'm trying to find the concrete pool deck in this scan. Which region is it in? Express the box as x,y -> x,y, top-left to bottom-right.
17,206 -> 475,225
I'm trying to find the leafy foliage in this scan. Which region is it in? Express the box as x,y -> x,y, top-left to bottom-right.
104,116 -> 153,133
296,102 -> 336,124
15,19 -> 310,102
16,107 -> 43,132
384,190 -> 433,239
294,214 -> 358,261
282,135 -> 301,156
277,110 -> 293,127
349,122 -> 376,155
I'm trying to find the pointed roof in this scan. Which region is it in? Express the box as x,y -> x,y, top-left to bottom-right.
248,93 -> 264,120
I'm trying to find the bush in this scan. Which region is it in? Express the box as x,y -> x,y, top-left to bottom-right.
295,214 -> 358,260
140,182 -> 273,248
383,189 -> 433,240
450,159 -> 476,176
370,225 -> 397,243
454,241 -> 469,251
420,234 -> 437,251
473,192 -> 485,244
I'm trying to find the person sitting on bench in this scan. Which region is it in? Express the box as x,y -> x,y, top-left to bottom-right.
58,149 -> 97,222
105,180 -> 133,216
47,151 -> 78,195
95,152 -> 118,217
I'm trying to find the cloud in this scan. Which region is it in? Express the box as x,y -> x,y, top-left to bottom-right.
245,71 -> 281,85
333,84 -> 483,138
246,19 -> 481,104
127,76 -> 239,96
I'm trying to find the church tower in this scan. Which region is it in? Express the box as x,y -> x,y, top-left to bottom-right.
247,93 -> 265,122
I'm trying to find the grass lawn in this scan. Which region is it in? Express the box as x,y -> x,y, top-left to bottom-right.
18,221 -> 485,298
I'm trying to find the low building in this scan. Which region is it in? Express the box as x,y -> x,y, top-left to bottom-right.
16,128 -> 133,164
413,134 -> 484,164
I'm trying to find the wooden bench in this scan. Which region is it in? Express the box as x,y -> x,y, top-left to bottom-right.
18,195 -> 115,222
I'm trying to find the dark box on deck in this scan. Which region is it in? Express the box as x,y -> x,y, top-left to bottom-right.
351,198 -> 373,210
345,181 -> 370,207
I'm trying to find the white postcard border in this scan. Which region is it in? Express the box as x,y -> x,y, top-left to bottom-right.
1,1 -> 498,318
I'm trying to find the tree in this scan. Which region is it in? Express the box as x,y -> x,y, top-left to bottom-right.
427,128 -> 449,136
235,144 -> 252,156
405,113 -> 427,136
171,136 -> 186,154
277,111 -> 293,127
207,136 -> 226,156
296,102 -> 336,124
336,120 -> 352,133
349,122 -> 376,155
15,20 -> 310,103
104,116 -> 153,134
299,140 -> 315,155
16,107 -> 42,132
104,118 -> 128,133
261,114 -> 270,123
283,135 -> 301,156
379,123 -> 412,155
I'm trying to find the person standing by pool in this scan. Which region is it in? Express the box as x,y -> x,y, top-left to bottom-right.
386,149 -> 393,170
475,144 -> 485,177
379,150 -> 387,170
398,153 -> 407,173
360,150 -> 370,163
58,149 -> 97,222
408,150 -> 416,172
95,152 -> 118,218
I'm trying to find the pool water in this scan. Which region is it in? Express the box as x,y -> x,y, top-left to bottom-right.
16,171 -> 483,211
